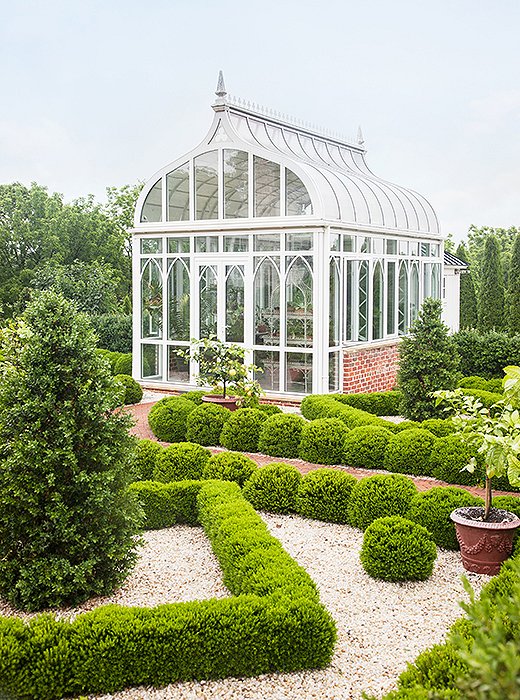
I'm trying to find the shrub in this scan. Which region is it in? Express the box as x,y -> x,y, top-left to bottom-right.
296,469 -> 356,523
97,349 -> 125,374
300,395 -> 337,421
113,353 -> 132,376
258,414 -> 306,458
493,495 -> 520,519
391,420 -> 422,432
154,442 -> 211,482
361,516 -> 437,581
395,641 -> 468,696
186,403 -> 231,446
460,388 -> 504,409
129,480 -> 203,528
91,313 -> 132,353
299,418 -> 348,465
335,391 -> 402,416
384,428 -> 436,477
343,425 -> 394,469
219,408 -> 268,452
408,487 -> 483,550
347,473 -> 417,530
242,462 -> 302,514
430,435 -> 483,486
148,396 -> 197,442
133,439 -> 163,481
420,418 -> 456,437
452,328 -> 520,378
458,376 -> 503,394
114,374 -> 143,405
182,390 -> 206,405
257,403 -> 283,416
202,451 -> 257,486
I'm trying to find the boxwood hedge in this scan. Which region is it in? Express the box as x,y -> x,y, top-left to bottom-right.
295,468 -> 356,523
258,413 -> 306,458
347,473 -> 418,531
343,425 -> 394,470
384,429 -> 436,477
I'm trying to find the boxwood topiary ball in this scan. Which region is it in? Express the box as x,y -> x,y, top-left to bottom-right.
295,468 -> 356,523
347,473 -> 417,530
154,442 -> 211,482
114,374 -> 143,405
258,414 -> 307,458
430,435 -> 483,486
133,439 -> 163,481
361,516 -> 437,581
384,428 -> 436,477
186,403 -> 231,446
242,462 -> 302,514
148,397 -> 197,442
420,418 -> 456,437
113,353 -> 132,376
343,425 -> 394,470
219,408 -> 268,453
203,451 -> 257,486
299,418 -> 349,465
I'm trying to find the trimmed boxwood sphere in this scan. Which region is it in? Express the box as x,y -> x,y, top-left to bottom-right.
113,353 -> 132,376
493,495 -> 520,520
343,425 -> 394,470
347,473 -> 418,530
148,397 -> 197,442
202,451 -> 257,486
242,462 -> 302,514
258,414 -> 306,458
114,374 -> 143,405
220,408 -> 268,453
420,418 -> 456,437
408,487 -> 483,550
154,442 -> 211,482
257,404 -> 283,416
361,516 -> 437,581
391,420 -> 422,432
299,418 -> 349,465
430,434 -> 483,486
186,403 -> 231,446
384,428 -> 436,477
133,439 -> 163,481
182,390 -> 206,405
295,468 -> 356,523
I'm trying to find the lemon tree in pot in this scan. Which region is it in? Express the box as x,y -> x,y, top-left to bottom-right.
435,365 -> 520,574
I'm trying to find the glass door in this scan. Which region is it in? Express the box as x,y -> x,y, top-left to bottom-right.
196,259 -> 249,344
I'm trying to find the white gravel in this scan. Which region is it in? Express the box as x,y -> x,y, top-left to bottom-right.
1,516 -> 488,699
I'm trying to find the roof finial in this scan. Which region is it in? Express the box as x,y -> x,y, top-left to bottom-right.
215,70 -> 227,99
357,125 -> 365,146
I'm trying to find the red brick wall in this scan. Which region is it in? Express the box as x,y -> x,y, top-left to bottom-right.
342,342 -> 400,393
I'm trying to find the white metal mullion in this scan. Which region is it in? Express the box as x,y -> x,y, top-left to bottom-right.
132,237 -> 141,379
218,262 -> 226,341
162,240 -> 168,380
315,227 -> 327,393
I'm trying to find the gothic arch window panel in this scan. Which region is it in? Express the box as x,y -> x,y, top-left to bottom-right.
167,258 -> 190,341
195,151 -> 219,220
286,256 -> 313,348
398,260 -> 409,335
431,263 -> 441,299
199,265 -> 218,337
410,262 -> 420,323
372,260 -> 384,341
286,169 -> 312,216
141,180 -> 162,223
167,163 -> 190,221
225,265 -> 245,342
358,260 -> 369,342
329,257 -> 341,346
141,259 -> 163,339
224,150 -> 248,218
387,260 -> 397,336
254,257 -> 280,346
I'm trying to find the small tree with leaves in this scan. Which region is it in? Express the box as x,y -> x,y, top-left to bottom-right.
478,234 -> 505,332
397,297 -> 459,421
456,243 -> 478,329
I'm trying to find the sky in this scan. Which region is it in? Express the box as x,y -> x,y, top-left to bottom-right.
1,0 -> 519,242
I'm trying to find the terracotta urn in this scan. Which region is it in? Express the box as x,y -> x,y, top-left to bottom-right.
201,395 -> 239,411
451,506 -> 520,575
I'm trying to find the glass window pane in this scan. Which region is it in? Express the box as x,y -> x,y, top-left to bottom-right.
358,237 -> 371,254
286,352 -> 312,394
373,238 -> 384,254
167,259 -> 190,341
168,237 -> 190,254
399,239 -> 408,255
168,346 -> 190,383
372,261 -> 384,340
329,351 -> 340,393
195,236 -> 219,253
420,242 -> 430,257
199,265 -> 217,337
410,263 -> 420,323
167,163 -> 189,221
286,257 -> 313,348
141,238 -> 162,254
141,344 -> 162,379
254,233 -> 280,251
141,180 -> 162,223
345,260 -> 355,342
286,232 -> 313,251
386,239 -> 397,255
358,260 -> 368,341
286,169 -> 312,216
329,258 -> 341,346
254,258 -> 280,346
387,261 -> 396,335
410,241 -> 419,256
224,149 -> 248,218
431,263 -> 441,299
423,262 -> 431,299
431,243 -> 440,257
226,265 -> 245,343
343,234 -> 355,252
224,235 -> 249,252
330,233 -> 340,251
141,260 -> 163,339
254,350 -> 280,392
195,151 -> 218,220
398,261 -> 409,335
254,156 -> 280,217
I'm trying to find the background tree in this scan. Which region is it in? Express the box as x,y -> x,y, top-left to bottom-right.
0,291 -> 141,611
467,224 -> 518,295
477,234 -> 505,332
456,242 -> 478,328
397,297 -> 459,421
507,233 -> 520,335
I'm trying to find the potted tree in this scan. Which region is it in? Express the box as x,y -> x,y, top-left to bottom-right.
435,365 -> 520,575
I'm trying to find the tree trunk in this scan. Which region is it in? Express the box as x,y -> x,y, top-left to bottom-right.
484,476 -> 492,520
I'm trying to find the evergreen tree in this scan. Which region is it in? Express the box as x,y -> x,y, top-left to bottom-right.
398,298 -> 459,421
507,234 -> 520,335
456,243 -> 478,328
0,292 -> 141,611
477,235 -> 505,331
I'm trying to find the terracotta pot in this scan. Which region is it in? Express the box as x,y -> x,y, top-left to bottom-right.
450,507 -> 520,575
201,395 -> 239,411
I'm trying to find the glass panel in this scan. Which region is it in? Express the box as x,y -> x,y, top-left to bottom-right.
254,156 -> 280,217
141,260 -> 163,339
195,236 -> 219,253
343,234 -> 355,252
373,238 -> 384,254
410,263 -> 420,323
431,243 -> 440,257
386,239 -> 397,255
167,259 -> 190,341
254,350 -> 280,392
345,260 -> 355,342
410,241 -> 419,256
141,238 -> 162,254
387,261 -> 396,335
420,242 -> 430,257
224,149 -> 248,218
168,237 -> 190,254
168,346 -> 190,382
199,265 -> 218,337
398,261 -> 409,335
141,344 -> 162,379
329,351 -> 340,393
358,237 -> 371,254
254,233 -> 280,251
372,261 -> 384,340
285,169 -> 312,216
286,257 -> 313,348
330,233 -> 340,251
358,260 -> 368,341
167,163 -> 189,221
254,258 -> 280,346
431,263 -> 441,299
398,239 -> 408,255
224,235 -> 249,252
141,180 -> 162,223
226,266 -> 245,343
329,258 -> 341,346
423,262 -> 431,298
286,352 -> 312,394
286,232 -> 313,251
195,151 -> 219,220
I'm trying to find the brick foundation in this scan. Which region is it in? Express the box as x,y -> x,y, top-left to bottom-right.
342,341 -> 400,393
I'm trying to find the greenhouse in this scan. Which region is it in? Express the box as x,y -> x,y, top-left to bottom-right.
132,74 -> 443,396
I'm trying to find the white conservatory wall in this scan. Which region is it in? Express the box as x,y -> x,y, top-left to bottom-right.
442,267 -> 461,333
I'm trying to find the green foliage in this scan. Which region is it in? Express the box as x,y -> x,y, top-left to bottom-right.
129,480 -> 203,528
457,242 -> 478,329
298,418 -> 349,465
384,428 -> 437,477
408,487 -> 484,550
492,495 -> 520,519
258,413 -> 306,458
113,352 -> 132,376
219,408 -> 268,452
202,451 -> 257,486
0,291 -> 141,610
185,403 -> 231,446
257,403 -> 283,416
360,516 -> 437,581
347,474 -> 417,530
420,418 -> 456,437
430,435 -> 483,486
507,234 -> 520,335
295,469 -> 356,523
148,396 -> 197,442
391,420 -> 422,432
398,298 -> 459,421
242,463 -> 302,514
458,375 -> 504,393
478,234 -> 505,331
114,374 -> 143,405
396,641 -> 468,695
132,439 -> 163,481
182,390 -> 206,404
334,391 -> 402,416
461,387 -> 504,409
343,425 -> 394,469
154,443 -> 211,482
452,328 -> 520,378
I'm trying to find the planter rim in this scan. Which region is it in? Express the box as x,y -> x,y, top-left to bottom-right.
450,507 -> 520,531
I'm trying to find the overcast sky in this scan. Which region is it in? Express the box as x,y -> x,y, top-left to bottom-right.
1,0 -> 519,241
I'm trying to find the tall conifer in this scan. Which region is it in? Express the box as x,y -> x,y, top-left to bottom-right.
507,234 -> 520,335
478,235 -> 505,331
456,243 -> 478,328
